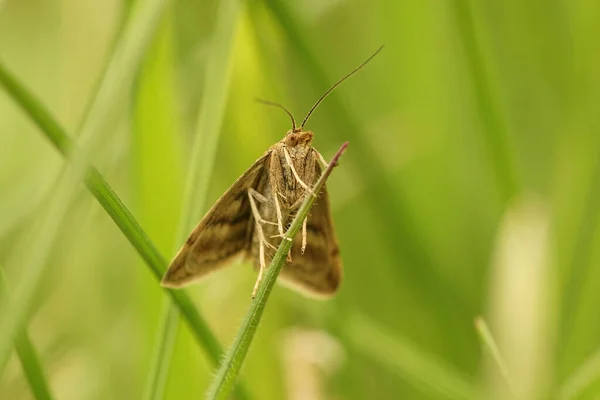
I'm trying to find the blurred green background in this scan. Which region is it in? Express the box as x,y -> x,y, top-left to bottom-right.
1,0 -> 600,399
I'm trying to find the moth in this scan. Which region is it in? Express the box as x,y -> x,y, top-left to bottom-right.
161,46 -> 382,298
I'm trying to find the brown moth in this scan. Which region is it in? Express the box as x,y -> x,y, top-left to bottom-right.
161,46 -> 383,298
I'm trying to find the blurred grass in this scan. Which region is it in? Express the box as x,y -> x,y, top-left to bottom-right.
448,0 -> 520,202
560,348 -> 600,400
2,0 -> 600,399
1,272 -> 54,400
0,0 -> 240,396
347,314 -> 477,400
0,0 -> 170,373
13,334 -> 53,400
132,9 -> 183,400
474,317 -> 515,395
138,0 -> 246,398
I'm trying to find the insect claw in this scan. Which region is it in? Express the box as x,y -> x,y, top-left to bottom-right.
264,241 -> 277,251
301,218 -> 307,254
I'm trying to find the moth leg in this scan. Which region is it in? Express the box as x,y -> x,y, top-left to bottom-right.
289,197 -> 304,211
248,188 -> 269,207
247,188 -> 271,298
301,216 -> 308,254
315,149 -> 329,169
272,192 -> 286,238
252,239 -> 266,298
283,147 -> 316,197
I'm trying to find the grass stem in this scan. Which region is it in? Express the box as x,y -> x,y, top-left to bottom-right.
206,142 -> 349,400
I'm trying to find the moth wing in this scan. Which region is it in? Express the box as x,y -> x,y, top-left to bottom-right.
161,152 -> 271,288
279,164 -> 342,297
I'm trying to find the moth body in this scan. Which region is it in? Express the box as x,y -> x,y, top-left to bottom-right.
161,128 -> 342,297
160,45 -> 383,298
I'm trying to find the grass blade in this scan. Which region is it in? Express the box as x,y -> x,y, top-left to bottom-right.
134,9 -> 185,400
13,334 -> 53,400
448,0 -> 519,202
0,272 -> 54,400
0,0 -> 170,372
0,0 -> 237,386
144,302 -> 180,400
206,142 -> 349,400
558,152 -> 600,358
474,317 -> 515,394
0,60 -> 227,371
145,0 -> 246,398
346,314 -> 477,400
559,348 -> 600,400
483,197 -> 553,399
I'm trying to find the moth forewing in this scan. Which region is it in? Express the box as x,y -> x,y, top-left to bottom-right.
160,153 -> 271,288
277,177 -> 342,296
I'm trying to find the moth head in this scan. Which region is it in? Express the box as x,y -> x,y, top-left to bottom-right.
285,129 -> 314,147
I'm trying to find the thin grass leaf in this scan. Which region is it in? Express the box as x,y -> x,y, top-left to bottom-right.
0,48 -> 226,372
145,0 -> 246,398
483,197 -> 553,399
558,152 -> 600,358
0,0 -> 236,386
559,348 -> 600,400
0,0 -> 170,372
144,302 -> 180,400
448,0 -> 520,202
0,271 -> 54,400
346,314 -> 477,400
474,317 -> 515,395
135,9 -> 186,400
0,0 -> 166,371
206,142 -> 349,400
13,334 -> 53,400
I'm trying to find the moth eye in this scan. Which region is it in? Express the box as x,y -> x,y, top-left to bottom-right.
287,135 -> 298,145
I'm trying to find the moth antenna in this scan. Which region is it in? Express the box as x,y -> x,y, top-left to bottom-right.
300,45 -> 384,130
255,98 -> 297,131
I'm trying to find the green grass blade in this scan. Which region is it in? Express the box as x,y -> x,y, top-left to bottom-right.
134,9 -> 185,400
180,0 -> 242,227
0,272 -> 54,400
0,61 -> 71,153
13,334 -> 53,400
559,348 -> 600,400
558,153 -> 600,357
474,317 -> 515,394
206,143 -> 349,400
448,0 -> 520,202
144,303 -> 180,400
347,314 -> 478,400
145,0 -> 246,398
0,0 -> 170,373
5,83 -> 227,370
0,0 -> 232,383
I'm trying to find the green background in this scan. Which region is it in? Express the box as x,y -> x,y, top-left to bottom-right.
1,0 -> 599,399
